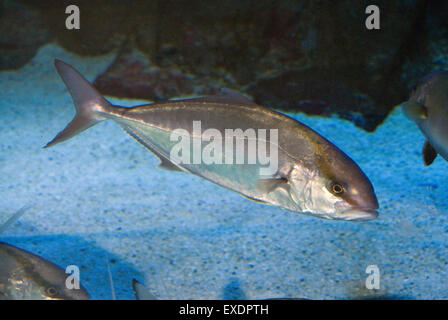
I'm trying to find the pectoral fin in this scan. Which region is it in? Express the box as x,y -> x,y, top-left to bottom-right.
255,177 -> 289,194
423,140 -> 438,166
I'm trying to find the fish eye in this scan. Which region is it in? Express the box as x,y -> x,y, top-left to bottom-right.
330,182 -> 345,195
45,286 -> 59,297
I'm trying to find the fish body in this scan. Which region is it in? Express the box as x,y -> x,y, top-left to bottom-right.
46,60 -> 378,221
0,208 -> 90,300
0,242 -> 90,300
401,71 -> 448,166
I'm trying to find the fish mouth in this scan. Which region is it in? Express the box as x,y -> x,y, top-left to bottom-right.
338,207 -> 379,221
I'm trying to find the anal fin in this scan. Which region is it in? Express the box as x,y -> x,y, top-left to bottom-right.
121,125 -> 183,172
423,140 -> 438,166
158,158 -> 183,171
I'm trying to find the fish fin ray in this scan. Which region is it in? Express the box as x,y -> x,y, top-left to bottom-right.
0,206 -> 30,235
120,125 -> 183,172
105,254 -> 116,300
423,140 -> 438,166
240,194 -> 270,205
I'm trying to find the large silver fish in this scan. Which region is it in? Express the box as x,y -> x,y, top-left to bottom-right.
0,208 -> 90,300
45,60 -> 379,221
400,71 -> 448,166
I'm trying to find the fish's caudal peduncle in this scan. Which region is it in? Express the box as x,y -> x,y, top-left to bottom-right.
45,59 -> 379,221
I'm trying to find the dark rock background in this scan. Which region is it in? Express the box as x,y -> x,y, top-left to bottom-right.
1,0 -> 447,131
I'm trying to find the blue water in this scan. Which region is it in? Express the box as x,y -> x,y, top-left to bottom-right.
0,44 -> 447,300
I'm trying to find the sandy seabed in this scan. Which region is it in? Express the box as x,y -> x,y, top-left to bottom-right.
0,44 -> 447,300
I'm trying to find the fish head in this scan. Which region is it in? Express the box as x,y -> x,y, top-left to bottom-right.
0,242 -> 91,300
288,148 -> 379,221
401,71 -> 448,122
33,265 -> 91,300
23,251 -> 90,300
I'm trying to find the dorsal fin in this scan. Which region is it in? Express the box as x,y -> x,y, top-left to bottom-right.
181,89 -> 258,107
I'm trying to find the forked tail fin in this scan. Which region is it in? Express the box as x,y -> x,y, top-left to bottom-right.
44,59 -> 112,148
